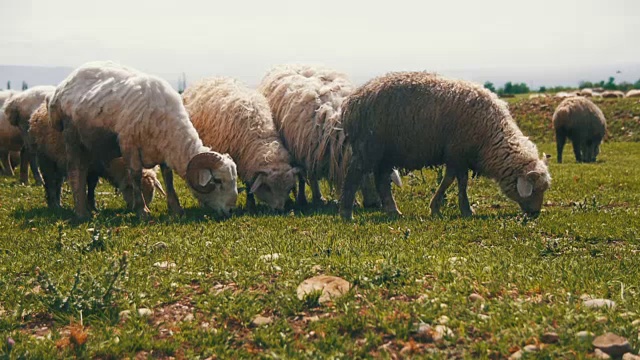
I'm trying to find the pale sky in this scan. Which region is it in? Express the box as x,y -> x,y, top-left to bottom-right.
1,0 -> 639,87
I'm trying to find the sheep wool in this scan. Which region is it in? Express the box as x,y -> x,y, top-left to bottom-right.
183,77 -> 298,211
552,97 -> 606,163
339,72 -> 551,220
49,61 -> 238,219
0,90 -> 21,175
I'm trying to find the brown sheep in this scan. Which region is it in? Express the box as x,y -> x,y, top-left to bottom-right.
339,72 -> 551,220
552,97 -> 607,163
29,102 -> 165,210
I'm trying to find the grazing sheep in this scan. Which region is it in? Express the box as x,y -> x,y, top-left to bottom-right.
578,88 -> 593,97
625,89 -> 640,98
258,64 -> 401,207
601,90 -> 624,98
553,97 -> 606,163
182,77 -> 299,211
3,86 -> 54,184
0,90 -> 21,175
29,102 -> 165,210
554,91 -> 576,99
339,72 -> 551,220
48,61 -> 238,219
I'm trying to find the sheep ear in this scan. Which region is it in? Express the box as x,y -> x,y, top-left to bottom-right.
198,169 -> 213,187
391,169 -> 403,187
517,176 -> 533,198
542,153 -> 550,165
154,178 -> 166,197
250,173 -> 265,194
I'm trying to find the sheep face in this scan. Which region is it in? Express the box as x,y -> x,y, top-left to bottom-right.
249,165 -> 299,211
187,153 -> 238,216
501,156 -> 551,216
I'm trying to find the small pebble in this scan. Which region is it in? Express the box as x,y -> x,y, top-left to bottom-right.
438,315 -> 450,324
509,350 -> 523,360
593,333 -> 632,357
583,299 -> 616,309
622,353 -> 640,360
594,349 -> 612,359
252,315 -> 273,326
259,253 -> 280,261
468,293 -> 485,302
119,310 -> 131,321
541,332 -> 559,344
183,313 -> 194,322
631,319 -> 640,327
596,316 -> 608,323
576,331 -> 594,340
137,308 -> 153,317
523,344 -> 539,353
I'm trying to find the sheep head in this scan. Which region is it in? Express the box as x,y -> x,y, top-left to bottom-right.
504,154 -> 551,216
186,152 -> 238,216
107,158 -> 164,209
249,166 -> 301,211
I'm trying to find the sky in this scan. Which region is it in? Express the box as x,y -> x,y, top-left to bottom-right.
1,0 -> 639,88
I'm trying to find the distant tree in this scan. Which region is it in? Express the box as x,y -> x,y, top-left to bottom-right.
483,81 -> 496,93
579,81 -> 594,89
603,77 -> 617,90
177,72 -> 187,94
538,86 -> 546,93
634,79 -> 640,90
21,81 -> 28,90
6,81 -> 10,90
618,81 -> 633,92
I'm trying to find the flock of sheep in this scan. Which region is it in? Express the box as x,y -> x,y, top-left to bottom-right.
0,61 -> 610,220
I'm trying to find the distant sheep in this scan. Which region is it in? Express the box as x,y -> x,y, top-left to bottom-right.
626,89 -> 640,98
553,97 -> 606,163
601,90 -> 624,98
48,61 -> 238,219
258,64 -> 400,207
339,72 -> 551,220
182,77 -> 299,211
29,102 -> 164,210
3,86 -> 54,184
578,88 -> 593,97
554,92 -> 576,99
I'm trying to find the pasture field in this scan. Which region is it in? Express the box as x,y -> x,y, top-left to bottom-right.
1,99 -> 639,358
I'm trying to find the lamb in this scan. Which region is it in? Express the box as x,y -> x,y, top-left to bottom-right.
339,72 -> 551,220
182,77 -> 299,211
625,89 -> 640,98
552,97 -> 607,163
29,102 -> 165,210
3,86 -> 55,184
258,64 -> 401,207
48,61 -> 238,219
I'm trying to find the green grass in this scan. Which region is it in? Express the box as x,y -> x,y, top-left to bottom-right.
1,140 -> 640,357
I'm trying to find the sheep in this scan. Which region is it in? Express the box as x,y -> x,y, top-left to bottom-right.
48,61 -> 238,219
625,89 -> 640,98
601,90 -> 624,98
3,86 -> 55,184
552,97 -> 606,163
338,72 -> 551,220
0,90 -> 21,175
554,91 -> 576,99
29,101 -> 165,210
182,77 -> 299,211
578,88 -> 593,97
258,64 -> 401,207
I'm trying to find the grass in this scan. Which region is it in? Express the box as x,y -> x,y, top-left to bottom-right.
1,101 -> 640,358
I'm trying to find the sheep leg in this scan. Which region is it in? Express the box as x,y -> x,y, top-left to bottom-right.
296,174 -> 308,206
429,166 -> 455,216
160,164 -> 184,216
67,158 -> 90,219
246,191 -> 256,211
456,171 -> 474,217
29,152 -> 44,186
374,168 -> 401,217
571,136 -> 583,163
86,171 -> 100,212
339,154 -> 365,220
123,150 -> 150,219
555,129 -> 566,164
0,151 -> 14,176
19,146 -> 30,184
310,177 -> 326,206
360,174 -> 381,208
39,156 -> 62,209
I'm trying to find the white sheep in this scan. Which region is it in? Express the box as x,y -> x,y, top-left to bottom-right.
258,64 -> 401,207
625,89 -> 640,98
182,77 -> 299,211
48,61 -> 238,219
0,90 -> 20,175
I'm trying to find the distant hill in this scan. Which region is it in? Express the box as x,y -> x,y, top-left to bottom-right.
0,65 -> 74,89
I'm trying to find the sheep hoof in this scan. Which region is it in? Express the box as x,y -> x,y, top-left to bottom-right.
460,208 -> 475,217
137,207 -> 151,219
339,210 -> 353,221
312,197 -> 326,207
385,209 -> 403,218
430,210 -> 443,218
362,200 -> 382,209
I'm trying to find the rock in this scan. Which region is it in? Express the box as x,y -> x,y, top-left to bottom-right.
509,350 -> 523,359
259,253 -> 280,261
153,261 -> 176,270
632,319 -> 640,327
296,275 -> 350,304
468,293 -> 485,302
596,316 -> 608,323
311,265 -> 323,272
576,331 -> 594,340
252,315 -> 273,326
541,332 -> 559,344
594,349 -> 612,359
622,353 -> 640,360
303,315 -> 320,322
438,315 -> 450,324
523,344 -> 539,353
183,313 -> 194,322
583,299 -> 616,309
433,325 -> 453,340
593,333 -> 632,357
137,308 -> 153,317
477,314 -> 490,321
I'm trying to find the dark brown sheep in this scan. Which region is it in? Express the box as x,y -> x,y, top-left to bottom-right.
552,97 -> 606,163
339,72 -> 551,220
